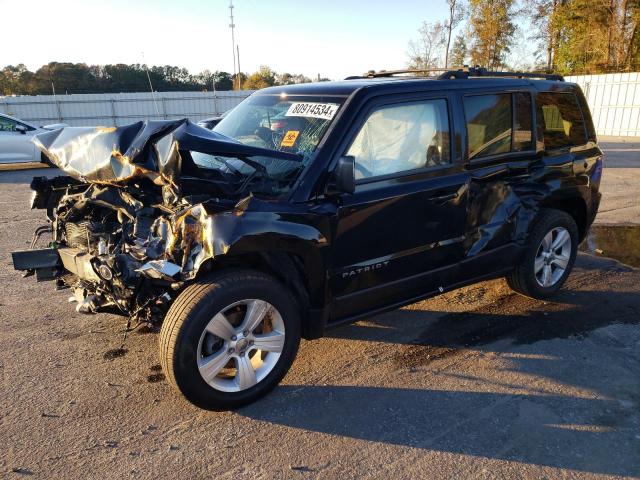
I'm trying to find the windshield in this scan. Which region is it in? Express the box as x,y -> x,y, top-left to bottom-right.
191,94 -> 344,196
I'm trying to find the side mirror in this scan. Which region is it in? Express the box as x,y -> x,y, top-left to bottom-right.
327,155 -> 355,195
15,124 -> 27,134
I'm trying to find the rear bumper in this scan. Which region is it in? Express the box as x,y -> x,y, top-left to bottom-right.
588,191 -> 602,228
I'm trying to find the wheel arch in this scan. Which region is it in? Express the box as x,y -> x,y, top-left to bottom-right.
194,250 -> 326,340
540,195 -> 588,242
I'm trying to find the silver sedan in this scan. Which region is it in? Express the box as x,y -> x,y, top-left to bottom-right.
0,113 -> 66,164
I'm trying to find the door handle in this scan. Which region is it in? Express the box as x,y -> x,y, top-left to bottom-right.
429,192 -> 459,203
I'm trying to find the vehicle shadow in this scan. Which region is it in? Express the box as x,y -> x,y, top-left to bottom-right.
324,284 -> 639,350
240,268 -> 640,475
241,383 -> 637,476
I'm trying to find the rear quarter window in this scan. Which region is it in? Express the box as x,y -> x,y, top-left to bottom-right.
536,92 -> 588,150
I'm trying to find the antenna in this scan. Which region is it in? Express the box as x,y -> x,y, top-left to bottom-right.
141,51 -> 160,116
229,0 -> 237,89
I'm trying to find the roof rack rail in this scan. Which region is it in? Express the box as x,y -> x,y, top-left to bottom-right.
438,66 -> 564,81
350,68 -> 452,79
346,66 -> 564,82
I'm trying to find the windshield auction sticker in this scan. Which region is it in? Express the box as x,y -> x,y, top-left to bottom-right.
280,130 -> 300,147
285,102 -> 339,120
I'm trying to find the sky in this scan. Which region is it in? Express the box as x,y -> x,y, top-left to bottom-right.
0,0 -> 456,80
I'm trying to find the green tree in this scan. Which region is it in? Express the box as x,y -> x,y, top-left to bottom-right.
524,0 -> 640,73
213,71 -> 234,90
242,66 -> 276,90
551,0 -> 611,73
449,34 -> 468,66
468,0 -> 516,69
522,0 -> 563,71
0,63 -> 318,94
0,64 -> 33,95
275,72 -> 312,85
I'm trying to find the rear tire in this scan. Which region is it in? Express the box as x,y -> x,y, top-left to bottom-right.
159,269 -> 301,410
506,209 -> 578,299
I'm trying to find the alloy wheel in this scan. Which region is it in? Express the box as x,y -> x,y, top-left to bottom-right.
196,299 -> 285,393
534,226 -> 572,288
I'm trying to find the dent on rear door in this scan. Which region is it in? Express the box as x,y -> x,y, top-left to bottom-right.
464,165 -> 535,257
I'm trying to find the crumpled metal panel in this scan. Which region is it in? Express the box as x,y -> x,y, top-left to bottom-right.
33,119 -> 300,185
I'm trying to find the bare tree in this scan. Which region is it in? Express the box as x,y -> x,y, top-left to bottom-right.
444,0 -> 466,67
408,21 -> 447,69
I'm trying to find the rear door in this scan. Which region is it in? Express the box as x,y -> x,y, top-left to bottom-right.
329,93 -> 470,319
458,89 -> 538,275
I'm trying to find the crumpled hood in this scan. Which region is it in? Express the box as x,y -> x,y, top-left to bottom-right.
33,119 -> 300,185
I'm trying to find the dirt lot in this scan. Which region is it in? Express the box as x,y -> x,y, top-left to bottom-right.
1,150 -> 639,478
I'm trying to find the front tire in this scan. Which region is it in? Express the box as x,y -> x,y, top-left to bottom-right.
506,209 -> 578,299
159,269 -> 301,410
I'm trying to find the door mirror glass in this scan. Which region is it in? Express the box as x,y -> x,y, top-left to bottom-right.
327,155 -> 355,195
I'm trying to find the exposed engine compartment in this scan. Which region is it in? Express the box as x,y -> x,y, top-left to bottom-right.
31,175 -> 235,322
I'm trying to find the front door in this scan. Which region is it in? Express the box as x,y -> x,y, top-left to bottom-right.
329,95 -> 469,319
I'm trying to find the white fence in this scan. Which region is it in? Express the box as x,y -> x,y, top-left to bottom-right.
1,74 -> 639,136
0,90 -> 254,127
566,72 -> 640,137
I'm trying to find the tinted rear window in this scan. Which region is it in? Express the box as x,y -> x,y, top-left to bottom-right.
537,92 -> 587,150
463,92 -> 533,160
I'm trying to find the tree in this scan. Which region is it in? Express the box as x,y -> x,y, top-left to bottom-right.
623,1 -> 640,69
444,0 -> 466,67
522,0 -> 563,71
408,21 -> 447,69
275,72 -> 312,85
467,0 -> 515,68
449,34 -> 468,66
468,0 -> 516,69
242,66 -> 276,90
551,0 -> 612,73
0,63 -> 325,95
0,64 -> 33,95
523,0 -> 640,74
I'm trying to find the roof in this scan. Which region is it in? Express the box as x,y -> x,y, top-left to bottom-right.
256,76 -> 578,98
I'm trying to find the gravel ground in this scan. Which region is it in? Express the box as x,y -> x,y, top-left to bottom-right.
1,157 -> 639,478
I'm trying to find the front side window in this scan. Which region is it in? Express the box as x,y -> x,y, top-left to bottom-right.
346,99 -> 450,180
0,116 -> 19,132
537,92 -> 587,150
464,92 -> 534,160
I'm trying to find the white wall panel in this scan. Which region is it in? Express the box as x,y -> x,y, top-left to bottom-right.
0,91 -> 253,127
566,72 -> 640,136
2,76 -> 638,136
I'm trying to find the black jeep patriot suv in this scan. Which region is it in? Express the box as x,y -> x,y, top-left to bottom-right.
13,68 -> 602,409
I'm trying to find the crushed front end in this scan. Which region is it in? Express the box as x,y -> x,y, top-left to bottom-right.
11,119 -> 301,324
